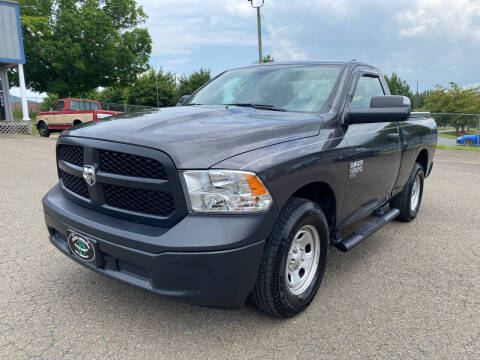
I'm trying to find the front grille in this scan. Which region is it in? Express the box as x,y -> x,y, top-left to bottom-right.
56,139 -> 187,226
58,145 -> 83,167
59,170 -> 89,199
104,184 -> 175,216
100,150 -> 167,179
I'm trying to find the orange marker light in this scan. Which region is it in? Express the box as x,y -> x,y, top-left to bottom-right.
244,174 -> 268,196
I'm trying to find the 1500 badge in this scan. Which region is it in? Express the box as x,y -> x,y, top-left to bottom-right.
349,160 -> 364,178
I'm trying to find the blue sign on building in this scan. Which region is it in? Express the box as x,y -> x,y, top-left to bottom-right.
0,0 -> 25,64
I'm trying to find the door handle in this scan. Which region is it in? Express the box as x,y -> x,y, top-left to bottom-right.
386,133 -> 400,140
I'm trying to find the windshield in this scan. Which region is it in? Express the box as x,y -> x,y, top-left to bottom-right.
185,65 -> 343,113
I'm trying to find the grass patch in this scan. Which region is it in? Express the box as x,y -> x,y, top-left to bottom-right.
30,119 -> 39,136
438,130 -> 478,140
10,110 -> 39,136
437,144 -> 480,152
12,109 -> 37,121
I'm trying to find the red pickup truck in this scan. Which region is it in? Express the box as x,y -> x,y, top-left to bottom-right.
35,98 -> 122,137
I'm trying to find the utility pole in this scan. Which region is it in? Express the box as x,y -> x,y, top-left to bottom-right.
249,0 -> 264,63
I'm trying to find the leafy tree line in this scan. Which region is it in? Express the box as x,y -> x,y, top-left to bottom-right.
424,82 -> 480,133
97,68 -> 211,107
384,73 -> 431,110
39,68 -> 212,110
385,73 -> 480,134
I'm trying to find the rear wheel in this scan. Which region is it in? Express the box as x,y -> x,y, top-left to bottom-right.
390,163 -> 424,222
38,122 -> 50,137
464,139 -> 474,146
249,197 -> 329,318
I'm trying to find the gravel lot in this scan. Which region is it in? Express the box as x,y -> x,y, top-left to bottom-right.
1,135 -> 479,359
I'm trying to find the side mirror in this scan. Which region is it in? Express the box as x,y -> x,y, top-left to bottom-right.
346,95 -> 411,124
176,95 -> 191,106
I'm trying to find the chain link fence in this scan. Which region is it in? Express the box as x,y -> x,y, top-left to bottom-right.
430,113 -> 480,147
1,97 -> 157,135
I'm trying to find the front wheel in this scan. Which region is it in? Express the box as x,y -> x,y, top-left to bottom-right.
464,139 -> 474,146
38,122 -> 50,137
390,163 -> 425,222
249,197 -> 329,318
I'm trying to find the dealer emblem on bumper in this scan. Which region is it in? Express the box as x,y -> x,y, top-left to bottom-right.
68,233 -> 96,262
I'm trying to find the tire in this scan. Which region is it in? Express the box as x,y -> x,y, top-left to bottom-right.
249,197 -> 329,318
390,163 -> 424,222
73,120 -> 82,127
464,139 -> 473,146
38,122 -> 50,137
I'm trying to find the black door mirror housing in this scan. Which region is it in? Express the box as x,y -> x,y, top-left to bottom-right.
176,95 -> 191,106
346,95 -> 411,124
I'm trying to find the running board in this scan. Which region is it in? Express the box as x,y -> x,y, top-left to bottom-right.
334,208 -> 400,252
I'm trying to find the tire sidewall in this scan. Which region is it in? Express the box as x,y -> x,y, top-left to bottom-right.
407,164 -> 424,218
277,204 -> 329,312
38,122 -> 50,137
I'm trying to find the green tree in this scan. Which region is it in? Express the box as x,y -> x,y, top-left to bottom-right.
39,94 -> 59,111
255,54 -> 274,64
262,54 -> 274,63
14,0 -> 151,97
98,87 -> 128,104
424,82 -> 480,134
126,69 -> 176,107
176,68 -> 211,99
384,72 -> 415,105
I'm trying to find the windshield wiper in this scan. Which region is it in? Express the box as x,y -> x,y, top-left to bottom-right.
223,103 -> 288,112
183,103 -> 204,106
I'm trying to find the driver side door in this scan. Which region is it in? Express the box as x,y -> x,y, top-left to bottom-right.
340,69 -> 402,225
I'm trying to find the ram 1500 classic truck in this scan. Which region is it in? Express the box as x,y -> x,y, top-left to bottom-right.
42,62 -> 437,317
35,98 -> 122,137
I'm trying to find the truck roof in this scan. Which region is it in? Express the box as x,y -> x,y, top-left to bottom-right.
231,60 -> 377,72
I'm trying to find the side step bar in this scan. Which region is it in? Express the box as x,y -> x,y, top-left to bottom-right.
334,208 -> 400,252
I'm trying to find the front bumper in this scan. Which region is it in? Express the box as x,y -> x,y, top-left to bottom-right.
43,184 -> 277,307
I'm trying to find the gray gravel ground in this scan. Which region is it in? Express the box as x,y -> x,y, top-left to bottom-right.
1,135 -> 480,359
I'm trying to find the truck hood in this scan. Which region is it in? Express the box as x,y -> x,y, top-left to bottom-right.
61,105 -> 324,168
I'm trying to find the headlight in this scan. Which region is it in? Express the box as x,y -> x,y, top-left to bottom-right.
182,170 -> 273,213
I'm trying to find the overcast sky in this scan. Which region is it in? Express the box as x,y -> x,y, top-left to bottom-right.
142,0 -> 480,92
11,0 -> 480,98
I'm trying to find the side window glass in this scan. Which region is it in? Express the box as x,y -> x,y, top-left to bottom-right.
350,76 -> 384,109
89,102 -> 100,110
55,101 -> 64,112
69,100 -> 80,111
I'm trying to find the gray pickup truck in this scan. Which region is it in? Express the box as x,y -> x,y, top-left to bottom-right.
42,61 -> 437,317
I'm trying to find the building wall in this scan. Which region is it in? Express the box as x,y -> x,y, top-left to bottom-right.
0,1 -> 25,121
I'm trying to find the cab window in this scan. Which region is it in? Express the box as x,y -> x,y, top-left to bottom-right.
350,76 -> 385,109
69,100 -> 81,111
69,100 -> 100,111
54,101 -> 64,112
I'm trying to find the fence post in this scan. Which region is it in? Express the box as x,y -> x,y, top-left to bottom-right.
478,116 -> 480,146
